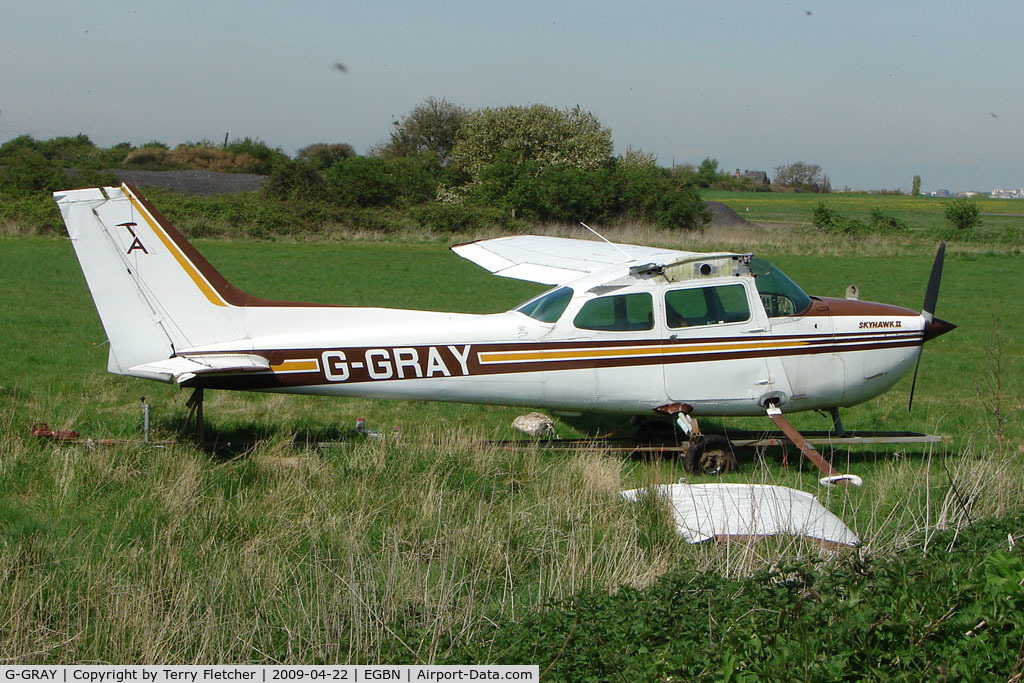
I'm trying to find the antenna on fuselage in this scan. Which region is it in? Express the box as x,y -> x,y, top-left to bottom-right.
579,222 -> 633,262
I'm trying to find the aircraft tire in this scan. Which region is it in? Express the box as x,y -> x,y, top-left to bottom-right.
685,435 -> 739,475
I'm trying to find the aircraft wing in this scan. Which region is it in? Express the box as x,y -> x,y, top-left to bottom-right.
451,235 -> 696,285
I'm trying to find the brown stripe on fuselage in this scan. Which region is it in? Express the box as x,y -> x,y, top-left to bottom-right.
179,329 -> 922,391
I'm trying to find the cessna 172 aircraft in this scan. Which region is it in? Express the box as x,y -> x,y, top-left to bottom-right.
55,184 -> 954,484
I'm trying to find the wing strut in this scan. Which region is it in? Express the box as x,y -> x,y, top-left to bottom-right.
766,404 -> 863,487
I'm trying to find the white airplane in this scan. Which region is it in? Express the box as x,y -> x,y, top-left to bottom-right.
55,184 -> 954,484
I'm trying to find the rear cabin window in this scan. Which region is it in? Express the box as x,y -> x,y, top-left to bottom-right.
573,292 -> 654,331
516,286 -> 573,323
665,284 -> 750,328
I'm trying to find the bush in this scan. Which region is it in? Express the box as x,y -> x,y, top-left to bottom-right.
124,142 -> 270,173
468,154 -> 543,220
263,160 -> 331,202
223,137 -> 289,173
868,207 -> 908,232
814,204 -> 908,236
124,145 -> 174,169
0,191 -> 65,233
0,149 -> 70,193
0,134 -> 131,171
169,144 -> 264,173
945,197 -> 982,231
326,155 -> 442,208
296,143 -> 356,171
411,202 -> 507,234
441,515 -> 1024,680
813,203 -> 867,235
463,156 -> 708,230
655,186 -> 710,230
619,163 -> 708,230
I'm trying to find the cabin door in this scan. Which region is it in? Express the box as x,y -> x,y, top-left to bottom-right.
662,282 -> 789,412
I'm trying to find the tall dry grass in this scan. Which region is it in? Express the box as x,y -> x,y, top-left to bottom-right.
3,415 -> 1019,664
0,429 -> 687,663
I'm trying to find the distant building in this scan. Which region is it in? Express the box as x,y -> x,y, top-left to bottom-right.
734,169 -> 770,185
991,188 -> 1024,199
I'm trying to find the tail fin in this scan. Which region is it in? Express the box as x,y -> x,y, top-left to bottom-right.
54,184 -> 253,374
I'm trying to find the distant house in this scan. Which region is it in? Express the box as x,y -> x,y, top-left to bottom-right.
734,169 -> 770,185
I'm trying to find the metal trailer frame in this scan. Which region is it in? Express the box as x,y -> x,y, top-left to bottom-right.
492,431 -> 941,455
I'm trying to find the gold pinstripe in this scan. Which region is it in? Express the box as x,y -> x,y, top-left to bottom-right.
270,359 -> 319,373
124,186 -> 229,307
477,332 -> 920,365
478,339 -> 810,364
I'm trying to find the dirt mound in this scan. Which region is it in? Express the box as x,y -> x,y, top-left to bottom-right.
706,201 -> 752,227
109,169 -> 267,195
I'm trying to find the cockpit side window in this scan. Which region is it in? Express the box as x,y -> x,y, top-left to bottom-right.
516,286 -> 574,323
573,292 -> 654,331
665,284 -> 750,328
749,258 -> 812,317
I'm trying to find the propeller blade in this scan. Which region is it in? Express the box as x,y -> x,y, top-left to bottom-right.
922,241 -> 946,322
910,242 -> 951,412
908,351 -> 922,412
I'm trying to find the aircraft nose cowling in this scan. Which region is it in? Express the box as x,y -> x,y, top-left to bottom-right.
923,317 -> 956,342
809,297 -> 918,318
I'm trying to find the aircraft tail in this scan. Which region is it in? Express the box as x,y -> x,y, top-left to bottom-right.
54,184 -> 258,377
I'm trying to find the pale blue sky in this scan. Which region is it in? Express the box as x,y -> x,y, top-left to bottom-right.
2,1 -> 1020,192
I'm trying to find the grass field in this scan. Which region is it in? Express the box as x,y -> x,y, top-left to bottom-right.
704,189 -> 1024,246
1,215 -> 1022,669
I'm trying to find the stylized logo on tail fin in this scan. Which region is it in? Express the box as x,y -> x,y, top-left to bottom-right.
116,221 -> 149,254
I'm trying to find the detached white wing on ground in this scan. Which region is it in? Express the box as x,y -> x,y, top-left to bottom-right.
620,483 -> 859,546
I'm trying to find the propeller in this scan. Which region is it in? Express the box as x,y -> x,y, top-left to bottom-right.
908,242 -> 957,411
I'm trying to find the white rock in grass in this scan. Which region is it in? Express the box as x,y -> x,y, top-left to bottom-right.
512,412 -> 556,438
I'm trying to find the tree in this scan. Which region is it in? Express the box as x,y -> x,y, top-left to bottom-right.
618,146 -> 657,169
451,104 -> 613,176
773,161 -> 830,192
375,97 -> 468,164
945,197 -> 982,231
912,175 -> 922,196
696,158 -> 720,188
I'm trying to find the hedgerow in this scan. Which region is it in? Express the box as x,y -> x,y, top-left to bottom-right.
441,515 -> 1024,680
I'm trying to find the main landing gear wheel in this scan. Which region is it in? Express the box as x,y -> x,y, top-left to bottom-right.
685,435 -> 739,475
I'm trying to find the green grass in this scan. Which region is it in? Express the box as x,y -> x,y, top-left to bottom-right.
703,189 -> 1024,245
1,228 -> 1022,668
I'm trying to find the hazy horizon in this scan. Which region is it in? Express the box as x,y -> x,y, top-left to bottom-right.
3,1 -> 1020,193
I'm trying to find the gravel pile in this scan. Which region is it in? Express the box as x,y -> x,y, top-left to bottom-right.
705,201 -> 753,227
110,169 -> 267,195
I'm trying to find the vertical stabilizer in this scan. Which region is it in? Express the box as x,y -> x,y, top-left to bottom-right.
54,185 -> 248,374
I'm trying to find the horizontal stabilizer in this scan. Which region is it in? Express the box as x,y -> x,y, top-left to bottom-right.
128,354 -> 271,384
